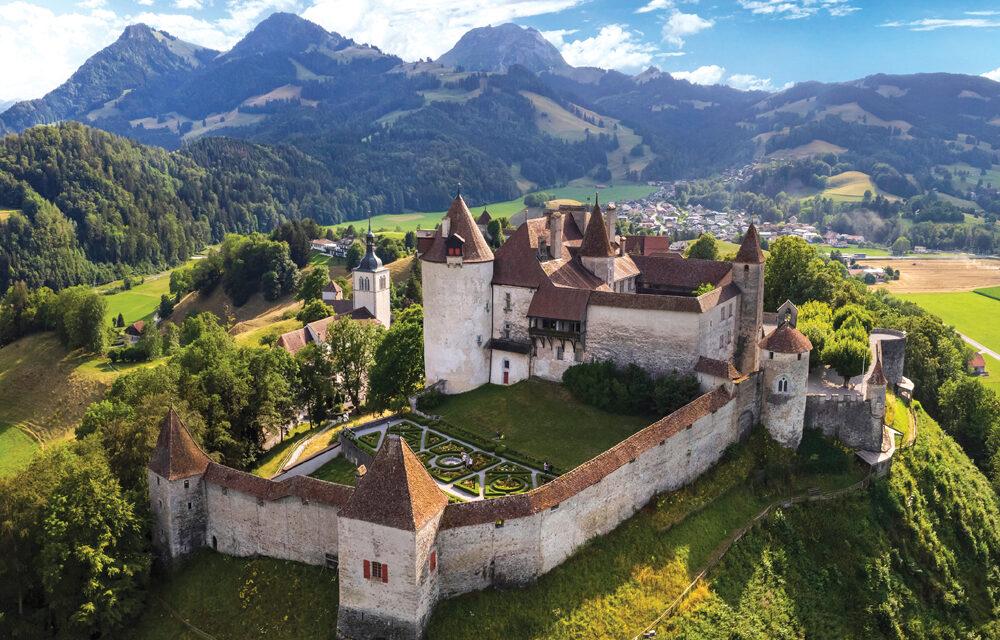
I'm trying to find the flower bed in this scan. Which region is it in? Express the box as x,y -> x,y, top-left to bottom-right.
484,472 -> 533,497
453,476 -> 481,497
359,431 -> 382,449
424,431 -> 447,449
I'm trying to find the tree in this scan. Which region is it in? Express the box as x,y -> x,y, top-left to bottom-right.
38,446 -> 150,637
158,293 -> 175,319
763,236 -> 848,310
297,268 -> 329,302
136,322 -> 162,360
345,241 -> 365,271
296,343 -> 337,427
368,306 -> 424,411
891,236 -> 912,256
687,233 -> 719,260
326,317 -> 384,408
116,312 -> 125,328
938,377 -> 1000,465
821,328 -> 869,387
404,230 -> 417,251
297,299 -> 333,323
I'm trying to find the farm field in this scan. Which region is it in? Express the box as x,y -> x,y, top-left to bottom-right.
326,185 -> 655,236
862,257 -> 1000,293
940,162 -> 1000,190
98,273 -> 172,325
898,291 -> 1000,352
817,170 -> 899,203
434,379 -> 649,471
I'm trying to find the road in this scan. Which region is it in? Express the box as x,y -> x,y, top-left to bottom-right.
960,333 -> 1000,361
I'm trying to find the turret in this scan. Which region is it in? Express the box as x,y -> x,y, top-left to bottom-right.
421,189 -> 495,394
733,224 -> 765,375
579,195 -> 616,286
337,435 -> 448,640
148,408 -> 211,565
353,219 -> 392,328
866,351 -> 888,422
759,306 -> 812,449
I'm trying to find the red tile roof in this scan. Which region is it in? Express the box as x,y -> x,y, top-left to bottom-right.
276,309 -> 382,354
339,435 -> 447,531
868,354 -> 888,386
578,199 -> 615,258
624,235 -> 671,256
759,323 -> 812,354
421,194 -> 494,264
125,320 -> 145,336
695,356 -> 743,381
969,352 -> 987,368
441,386 -> 733,529
148,409 -> 211,481
735,224 -> 765,264
527,280 -> 592,321
203,463 -> 353,507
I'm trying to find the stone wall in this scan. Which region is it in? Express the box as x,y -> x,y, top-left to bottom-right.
148,471 -> 207,563
204,484 -> 341,566
436,387 -> 741,599
490,351 -> 530,385
761,352 -> 810,448
531,338 -> 577,382
697,296 -> 740,364
586,303 -> 701,375
805,394 -> 882,451
491,285 -> 534,343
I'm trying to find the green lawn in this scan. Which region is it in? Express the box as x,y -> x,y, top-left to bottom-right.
326,185 -> 656,236
0,423 -> 39,477
899,291 -> 1000,352
978,351 -> 1000,395
252,422 -> 319,478
309,455 -> 359,485
99,274 -> 173,325
133,551 -> 339,640
427,429 -> 863,639
975,285 -> 1000,301
434,379 -> 650,471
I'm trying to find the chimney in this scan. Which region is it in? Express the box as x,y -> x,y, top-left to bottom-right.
605,203 -> 617,247
538,235 -> 549,259
440,217 -> 451,237
549,212 -> 564,260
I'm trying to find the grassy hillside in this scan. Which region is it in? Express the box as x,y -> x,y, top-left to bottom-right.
820,170 -> 897,203
429,408 -> 1000,639
899,291 -> 1000,351
661,408 -> 1000,639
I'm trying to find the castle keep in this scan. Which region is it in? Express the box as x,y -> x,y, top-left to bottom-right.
149,192 -> 906,639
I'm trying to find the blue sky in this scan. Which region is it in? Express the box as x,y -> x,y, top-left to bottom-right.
2,0 -> 1000,101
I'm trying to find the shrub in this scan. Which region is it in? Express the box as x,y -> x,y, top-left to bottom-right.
564,361 -> 701,417
417,388 -> 444,411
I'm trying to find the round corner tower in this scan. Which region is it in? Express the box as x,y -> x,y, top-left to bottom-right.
758,318 -> 812,449
421,192 -> 495,394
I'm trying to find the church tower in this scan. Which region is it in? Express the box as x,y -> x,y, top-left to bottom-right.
353,220 -> 392,328
148,408 -> 211,566
421,189 -> 495,394
733,224 -> 765,375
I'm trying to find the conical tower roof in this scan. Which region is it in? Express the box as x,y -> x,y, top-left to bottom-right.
759,322 -> 812,354
339,434 -> 448,531
578,195 -> 615,258
868,352 -> 888,386
735,224 -> 765,264
148,408 -> 210,480
421,192 -> 494,263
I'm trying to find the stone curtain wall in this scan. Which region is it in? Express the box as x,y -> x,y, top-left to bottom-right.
204,483 -> 343,566
435,386 -> 742,599
805,394 -> 882,451
586,304 -> 701,376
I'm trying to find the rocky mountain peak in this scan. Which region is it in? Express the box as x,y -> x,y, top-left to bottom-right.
437,23 -> 569,74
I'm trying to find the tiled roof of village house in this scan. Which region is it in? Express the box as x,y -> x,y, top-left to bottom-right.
734,224 -> 765,264
340,435 -> 447,531
759,322 -> 813,354
441,385 -> 733,529
632,254 -> 733,292
476,209 -> 492,225
148,408 -> 211,481
421,193 -> 494,264
203,463 -> 353,507
323,281 -> 342,294
126,320 -> 145,336
578,198 -> 616,258
276,308 -> 380,354
624,235 -> 672,256
527,280 -> 593,321
969,352 -> 987,368
695,356 -> 743,381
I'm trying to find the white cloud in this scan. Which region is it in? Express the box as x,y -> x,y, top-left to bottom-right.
662,10 -> 712,47
539,28 -> 577,46
738,0 -> 858,20
636,0 -> 672,14
882,17 -> 1000,31
302,0 -> 583,62
725,73 -> 792,91
137,0 -> 155,5
131,11 -> 235,49
967,10 -> 1000,17
983,67 -> 1000,82
173,0 -> 203,9
557,24 -> 659,72
670,64 -> 725,85
77,0 -> 106,8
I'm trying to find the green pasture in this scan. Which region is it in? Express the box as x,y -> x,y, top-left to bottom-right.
899,291 -> 1000,353
0,423 -> 38,477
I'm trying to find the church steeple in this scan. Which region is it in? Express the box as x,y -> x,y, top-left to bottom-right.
357,215 -> 383,272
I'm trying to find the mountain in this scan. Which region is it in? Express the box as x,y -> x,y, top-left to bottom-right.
0,100 -> 15,115
223,11 -> 348,59
0,24 -> 217,133
437,23 -> 569,74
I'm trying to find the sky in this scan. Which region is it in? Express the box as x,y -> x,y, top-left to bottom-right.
2,0 -> 1000,102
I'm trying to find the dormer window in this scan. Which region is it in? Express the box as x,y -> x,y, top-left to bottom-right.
447,246 -> 462,257
445,233 -> 465,259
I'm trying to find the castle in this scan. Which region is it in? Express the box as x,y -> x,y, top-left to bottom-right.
148,192 -> 905,639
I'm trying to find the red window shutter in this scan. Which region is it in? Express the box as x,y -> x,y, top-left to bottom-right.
363,559 -> 370,579
382,564 -> 389,583
430,551 -> 437,572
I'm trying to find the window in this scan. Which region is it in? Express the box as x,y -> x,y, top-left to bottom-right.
222,487 -> 228,496
187,502 -> 192,510
156,477 -> 160,486
556,346 -> 564,360
504,292 -> 512,311
379,275 -> 386,289
503,322 -> 511,339
769,351 -> 774,360
429,551 -> 437,572
447,246 -> 462,257
183,480 -> 189,489
325,553 -> 338,570
364,560 -> 388,583
777,377 -> 789,393
503,359 -> 510,370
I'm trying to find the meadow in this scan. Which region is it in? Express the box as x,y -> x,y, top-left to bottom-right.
898,291 -> 1000,352
327,185 -> 656,236
818,170 -> 900,203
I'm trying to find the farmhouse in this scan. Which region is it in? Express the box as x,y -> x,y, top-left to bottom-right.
149,191 -> 909,640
